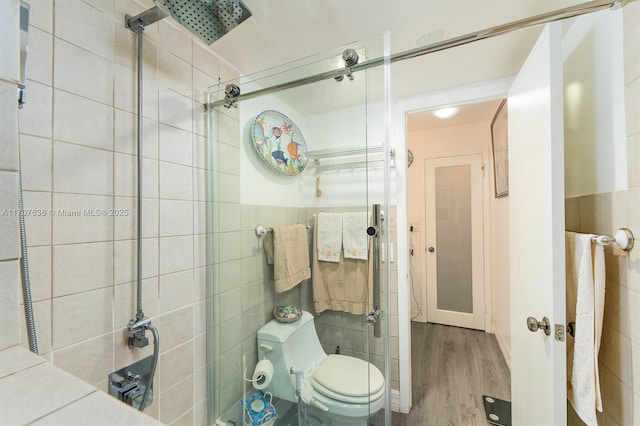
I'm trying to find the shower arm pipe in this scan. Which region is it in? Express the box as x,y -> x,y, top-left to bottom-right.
207,0 -> 628,109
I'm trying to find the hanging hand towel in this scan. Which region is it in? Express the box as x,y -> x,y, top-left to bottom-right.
317,212 -> 343,262
342,212 -> 370,260
263,224 -> 311,293
565,231 -> 605,426
312,215 -> 373,314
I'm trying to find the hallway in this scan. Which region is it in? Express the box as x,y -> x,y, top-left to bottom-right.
392,323 -> 511,425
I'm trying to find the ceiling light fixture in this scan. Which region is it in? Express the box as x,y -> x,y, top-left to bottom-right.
433,107 -> 460,119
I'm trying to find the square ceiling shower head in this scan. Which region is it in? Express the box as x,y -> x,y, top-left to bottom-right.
156,0 -> 252,44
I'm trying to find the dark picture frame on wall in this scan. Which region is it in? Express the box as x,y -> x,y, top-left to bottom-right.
491,99 -> 509,198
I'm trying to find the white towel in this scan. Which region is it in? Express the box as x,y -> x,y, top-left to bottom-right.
316,213 -> 342,262
342,212 -> 369,260
565,231 -> 605,426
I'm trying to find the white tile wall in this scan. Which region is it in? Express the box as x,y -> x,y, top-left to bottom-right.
54,0 -> 114,61
0,260 -> 20,351
51,287 -> 113,349
53,333 -> 114,385
0,172 -> 19,260
159,87 -> 193,131
159,123 -> 193,166
159,161 -> 193,200
29,390 -> 161,425
0,83 -> 18,171
22,191 -> 51,246
53,38 -> 113,105
19,80 -> 52,139
51,193 -> 113,244
114,65 -> 136,113
25,245 -> 51,301
27,0 -> 53,34
25,26 -> 53,86
159,21 -> 193,64
0,0 -> 19,82
52,242 -> 114,296
0,362 -> 95,424
159,270 -> 194,313
18,135 -> 51,192
158,50 -> 192,93
159,199 -> 193,236
53,142 -> 114,195
0,346 -> 161,425
159,235 -> 194,275
53,90 -> 113,150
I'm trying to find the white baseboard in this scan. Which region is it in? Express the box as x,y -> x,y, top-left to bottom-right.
493,325 -> 511,371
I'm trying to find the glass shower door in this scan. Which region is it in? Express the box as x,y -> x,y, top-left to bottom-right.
206,33 -> 391,426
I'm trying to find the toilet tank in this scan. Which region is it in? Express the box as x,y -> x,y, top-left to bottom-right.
257,311 -> 327,402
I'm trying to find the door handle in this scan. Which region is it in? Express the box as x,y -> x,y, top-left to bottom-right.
526,316 -> 551,336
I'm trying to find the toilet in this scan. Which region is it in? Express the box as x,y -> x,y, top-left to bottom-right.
256,311 -> 385,425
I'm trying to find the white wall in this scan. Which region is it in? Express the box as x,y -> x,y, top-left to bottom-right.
238,92 -> 387,208
563,9 -> 627,197
238,93 -> 310,207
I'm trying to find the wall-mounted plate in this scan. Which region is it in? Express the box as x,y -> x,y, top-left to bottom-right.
252,110 -> 308,176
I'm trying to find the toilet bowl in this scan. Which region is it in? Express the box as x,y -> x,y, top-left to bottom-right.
256,311 -> 385,424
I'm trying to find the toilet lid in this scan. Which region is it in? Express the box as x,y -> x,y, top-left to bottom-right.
312,355 -> 385,399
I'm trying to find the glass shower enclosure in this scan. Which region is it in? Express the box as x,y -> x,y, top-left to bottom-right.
206,33 -> 392,425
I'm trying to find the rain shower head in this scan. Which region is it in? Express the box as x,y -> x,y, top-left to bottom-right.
127,0 -> 252,44
157,0 -> 251,44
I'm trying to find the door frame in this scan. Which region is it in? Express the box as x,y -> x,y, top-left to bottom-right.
424,153 -> 486,331
392,77 -> 513,412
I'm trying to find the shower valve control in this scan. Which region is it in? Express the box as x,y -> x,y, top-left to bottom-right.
526,316 -> 551,336
128,318 -> 151,348
367,309 -> 381,325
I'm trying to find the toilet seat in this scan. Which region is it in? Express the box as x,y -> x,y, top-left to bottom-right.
310,355 -> 385,404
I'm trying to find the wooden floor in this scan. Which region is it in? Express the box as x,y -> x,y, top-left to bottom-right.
390,322 -> 511,426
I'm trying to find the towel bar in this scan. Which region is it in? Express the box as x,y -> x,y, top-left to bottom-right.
591,228 -> 634,251
255,224 -> 310,237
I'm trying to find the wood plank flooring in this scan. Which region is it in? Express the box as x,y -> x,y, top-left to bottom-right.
391,322 -> 511,426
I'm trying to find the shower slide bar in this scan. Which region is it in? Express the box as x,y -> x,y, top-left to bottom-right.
207,0 -> 631,109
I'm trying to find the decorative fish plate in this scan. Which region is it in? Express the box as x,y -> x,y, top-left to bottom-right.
252,110 -> 308,176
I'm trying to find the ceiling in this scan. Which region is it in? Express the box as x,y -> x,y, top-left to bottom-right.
208,0 -> 586,100
407,99 -> 505,133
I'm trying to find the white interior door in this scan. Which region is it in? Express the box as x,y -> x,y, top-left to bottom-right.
508,22 -> 566,424
425,154 -> 484,330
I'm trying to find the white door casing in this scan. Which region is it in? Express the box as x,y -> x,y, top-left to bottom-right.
425,154 -> 485,330
508,22 -> 566,425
